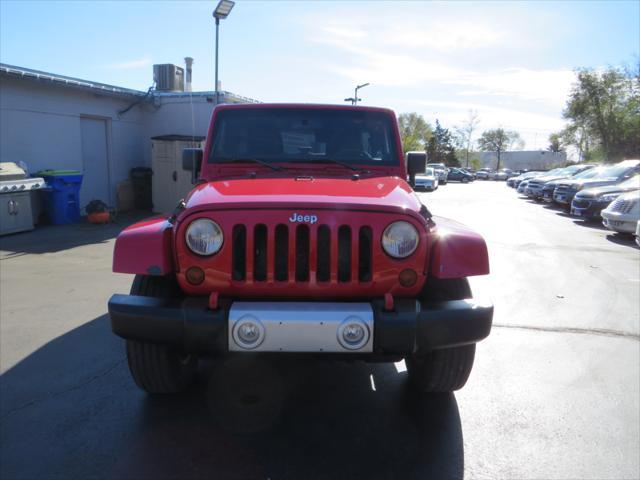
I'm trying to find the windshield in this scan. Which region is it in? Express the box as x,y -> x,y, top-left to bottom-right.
424,167 -> 435,176
580,164 -> 636,181
618,174 -> 640,188
571,167 -> 600,179
209,108 -> 399,167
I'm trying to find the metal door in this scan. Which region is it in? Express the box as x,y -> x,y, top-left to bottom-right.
80,117 -> 111,209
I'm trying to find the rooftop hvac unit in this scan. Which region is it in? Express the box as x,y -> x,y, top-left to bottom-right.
153,64 -> 185,92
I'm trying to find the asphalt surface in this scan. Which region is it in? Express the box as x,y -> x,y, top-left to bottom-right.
1,181 -> 639,480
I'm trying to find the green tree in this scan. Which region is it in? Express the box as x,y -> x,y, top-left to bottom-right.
398,112 -> 433,153
454,110 -> 480,168
477,128 -> 522,170
427,120 -> 460,167
470,158 -> 482,171
562,66 -> 640,162
548,133 -> 563,152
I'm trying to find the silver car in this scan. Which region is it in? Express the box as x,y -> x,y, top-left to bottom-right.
414,167 -> 439,191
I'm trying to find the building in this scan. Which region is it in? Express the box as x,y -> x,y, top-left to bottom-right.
479,150 -> 567,171
0,63 -> 258,209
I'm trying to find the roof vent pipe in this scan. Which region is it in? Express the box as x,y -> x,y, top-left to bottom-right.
184,57 -> 193,92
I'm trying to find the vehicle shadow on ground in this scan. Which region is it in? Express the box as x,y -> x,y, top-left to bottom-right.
606,233 -> 639,249
1,315 -> 464,480
572,219 -> 608,231
0,211 -> 154,258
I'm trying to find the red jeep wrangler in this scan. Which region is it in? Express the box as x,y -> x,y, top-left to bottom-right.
108,104 -> 492,394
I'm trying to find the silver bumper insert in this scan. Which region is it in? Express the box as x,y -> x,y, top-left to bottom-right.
228,302 -> 374,352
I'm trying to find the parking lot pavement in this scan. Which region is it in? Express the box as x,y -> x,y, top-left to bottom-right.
1,184 -> 639,480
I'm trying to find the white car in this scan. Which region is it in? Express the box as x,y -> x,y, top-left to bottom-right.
426,163 -> 448,184
476,168 -> 492,180
414,167 -> 439,191
601,190 -> 640,234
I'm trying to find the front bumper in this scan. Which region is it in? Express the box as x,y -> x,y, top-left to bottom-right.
108,295 -> 493,356
570,199 -> 607,218
553,190 -> 577,204
601,212 -> 639,233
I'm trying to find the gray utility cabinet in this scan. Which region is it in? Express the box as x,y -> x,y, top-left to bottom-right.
151,135 -> 205,214
1,191 -> 34,235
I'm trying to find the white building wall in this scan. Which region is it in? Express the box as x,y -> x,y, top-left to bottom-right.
480,150 -> 567,170
0,77 -> 146,207
0,74 -> 255,211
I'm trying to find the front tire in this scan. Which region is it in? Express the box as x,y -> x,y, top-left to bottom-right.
125,275 -> 197,394
406,277 -> 477,393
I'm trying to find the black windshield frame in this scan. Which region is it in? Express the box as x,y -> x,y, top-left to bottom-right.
208,108 -> 400,167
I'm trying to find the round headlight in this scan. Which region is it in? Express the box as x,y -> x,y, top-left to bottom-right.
382,221 -> 419,258
186,219 -> 223,256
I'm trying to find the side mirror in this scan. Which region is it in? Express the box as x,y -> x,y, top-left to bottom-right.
182,148 -> 203,184
406,152 -> 427,187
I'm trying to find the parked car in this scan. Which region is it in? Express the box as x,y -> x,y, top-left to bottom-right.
601,190 -> 640,234
462,168 -> 477,178
540,165 -> 597,203
414,167 -> 439,191
525,164 -> 595,200
636,221 -> 640,247
553,160 -> 640,206
571,175 -> 640,219
490,168 -> 515,181
107,103 -> 493,396
427,163 -> 448,184
475,168 -> 492,180
517,179 -> 532,194
508,171 -> 545,188
446,167 -> 474,183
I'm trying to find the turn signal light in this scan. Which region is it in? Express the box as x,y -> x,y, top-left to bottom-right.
186,266 -> 205,285
398,269 -> 417,287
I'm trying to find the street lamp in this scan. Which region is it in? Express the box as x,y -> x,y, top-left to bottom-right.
354,82 -> 369,105
213,0 -> 235,104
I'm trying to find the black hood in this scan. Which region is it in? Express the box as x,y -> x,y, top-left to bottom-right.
577,183 -> 638,198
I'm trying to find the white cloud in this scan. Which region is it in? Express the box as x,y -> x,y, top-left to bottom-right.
105,57 -> 153,70
452,68 -> 576,104
386,23 -> 506,51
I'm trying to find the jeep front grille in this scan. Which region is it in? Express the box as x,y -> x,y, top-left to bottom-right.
232,223 -> 373,284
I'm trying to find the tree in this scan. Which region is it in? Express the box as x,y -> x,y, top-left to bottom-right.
398,113 -> 433,152
477,128 -> 522,170
427,120 -> 460,167
454,110 -> 480,168
562,66 -> 640,162
470,158 -> 482,171
548,133 -> 563,152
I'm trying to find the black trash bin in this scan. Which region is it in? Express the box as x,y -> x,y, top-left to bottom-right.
130,167 -> 153,210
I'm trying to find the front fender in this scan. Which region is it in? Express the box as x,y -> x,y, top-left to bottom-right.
429,216 -> 489,279
113,217 -> 175,276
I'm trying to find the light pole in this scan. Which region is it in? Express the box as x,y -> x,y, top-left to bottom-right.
353,82 -> 369,105
212,0 -> 235,104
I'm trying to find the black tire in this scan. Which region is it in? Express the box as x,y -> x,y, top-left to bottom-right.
125,275 -> 197,394
406,277 -> 476,393
462,177 -> 469,183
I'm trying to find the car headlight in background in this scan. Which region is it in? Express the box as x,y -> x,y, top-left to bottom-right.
599,193 -> 620,202
186,218 -> 223,256
382,221 -> 419,258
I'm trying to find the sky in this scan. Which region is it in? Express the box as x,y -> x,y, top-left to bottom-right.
1,0 -> 638,154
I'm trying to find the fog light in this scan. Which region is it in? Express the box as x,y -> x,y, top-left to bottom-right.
337,317 -> 370,350
185,266 -> 205,285
232,316 -> 265,349
398,268 -> 417,287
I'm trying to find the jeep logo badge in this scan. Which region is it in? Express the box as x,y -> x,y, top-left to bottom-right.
289,213 -> 318,224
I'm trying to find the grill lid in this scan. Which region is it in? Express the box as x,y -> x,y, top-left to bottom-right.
0,162 -> 27,181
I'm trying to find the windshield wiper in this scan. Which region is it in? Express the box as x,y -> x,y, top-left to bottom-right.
219,158 -> 283,171
291,158 -> 368,172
